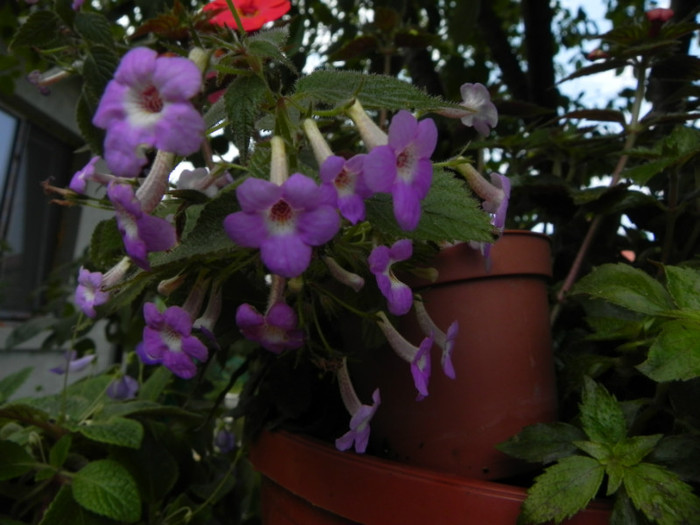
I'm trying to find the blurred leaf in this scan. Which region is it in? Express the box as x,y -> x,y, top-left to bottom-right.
72,460 -> 141,523
0,367 -> 33,403
637,320 -> 700,381
0,440 -> 34,481
224,74 -> 269,163
664,265 -> 700,310
74,12 -> 114,48
9,11 -> 65,50
573,263 -> 674,315
522,455 -> 605,524
498,422 -> 586,464
75,417 -> 144,449
49,434 -> 72,469
39,485 -> 110,525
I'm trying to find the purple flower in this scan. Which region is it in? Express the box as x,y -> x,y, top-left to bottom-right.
363,111 -> 437,231
139,302 -> 209,379
458,83 -> 498,136
235,302 -> 304,354
376,311 -> 434,400
214,428 -> 236,454
336,359 -> 381,454
50,351 -> 96,375
106,375 -> 139,400
224,174 -> 340,278
75,267 -> 110,318
72,0 -> 85,9
176,167 -> 225,198
414,299 -> 458,379
92,47 -> 205,177
108,183 -> 177,270
69,156 -> 100,194
482,173 -> 511,231
368,239 -> 413,316
319,154 -> 371,224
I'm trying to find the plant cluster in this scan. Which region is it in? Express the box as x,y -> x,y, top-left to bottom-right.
0,1 -> 699,524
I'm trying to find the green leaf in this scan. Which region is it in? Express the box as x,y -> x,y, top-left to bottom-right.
0,440 -> 35,480
294,70 -> 461,112
574,440 -> 612,462
580,377 -> 627,444
0,366 -> 33,403
72,459 -> 141,523
0,403 -> 51,427
39,485 -> 114,525
89,219 -> 124,270
137,366 -> 172,401
522,455 -> 605,524
10,11 -> 65,50
74,12 -> 115,48
224,75 -> 269,163
573,263 -> 674,315
623,158 -> 675,185
497,422 -> 586,464
638,320 -> 700,381
82,45 -> 120,109
624,462 -> 700,525
614,435 -> 663,467
664,265 -> 700,310
76,417 -> 143,449
49,434 -> 72,468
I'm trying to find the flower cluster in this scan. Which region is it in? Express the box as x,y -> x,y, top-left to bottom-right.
61,0 -> 508,456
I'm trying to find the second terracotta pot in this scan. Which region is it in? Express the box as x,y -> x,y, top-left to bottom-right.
352,231 -> 558,480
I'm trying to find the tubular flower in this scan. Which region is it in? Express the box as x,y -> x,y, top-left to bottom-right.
458,83 -> 498,136
203,0 -> 291,31
106,375 -> 139,400
319,154 -> 371,224
75,257 -> 130,318
92,47 -> 205,177
335,358 -> 381,454
235,302 -> 304,354
224,173 -> 340,278
363,110 -> 437,231
414,299 -> 458,379
108,183 -> 177,270
376,311 -> 433,400
368,239 -> 413,316
69,156 -> 116,194
50,351 -> 96,375
140,302 -> 209,379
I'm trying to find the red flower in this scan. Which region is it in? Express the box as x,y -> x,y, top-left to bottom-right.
646,8 -> 674,37
203,0 -> 291,32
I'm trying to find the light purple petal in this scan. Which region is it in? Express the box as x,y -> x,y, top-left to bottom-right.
410,337 -> 433,399
296,205 -> 340,246
337,193 -> 366,224
392,181 -> 422,231
260,234 -> 312,278
114,48 -> 159,87
368,245 -> 390,274
413,118 -> 438,158
389,239 -> 413,260
69,156 -> 100,194
106,375 -> 139,400
236,178 -> 281,212
386,281 -> 413,316
93,81 -> 128,129
136,341 -> 162,365
162,306 -> 194,336
281,173 -> 321,209
162,350 -> 198,379
154,103 -> 205,155
182,335 -> 208,361
235,303 -> 265,329
387,110 -> 418,152
363,146 -> 397,193
266,302 -> 299,331
224,211 -> 267,248
319,155 -> 345,184
136,212 -> 177,253
153,56 -> 202,101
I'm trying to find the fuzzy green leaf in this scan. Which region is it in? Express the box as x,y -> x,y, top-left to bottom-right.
638,320 -> 700,381
573,263 -> 674,315
294,70 -> 462,112
49,434 -> 72,469
523,455 -> 605,524
664,265 -> 700,310
224,75 -> 268,163
580,377 -> 627,444
623,462 -> 700,525
614,435 -> 663,467
0,440 -> 35,481
497,422 -> 586,464
74,12 -> 115,48
39,486 -> 110,525
89,219 -> 124,270
0,366 -> 33,403
137,367 -> 172,402
10,11 -> 65,50
72,459 -> 141,523
76,417 -> 144,449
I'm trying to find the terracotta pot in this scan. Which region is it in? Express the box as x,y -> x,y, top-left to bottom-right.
352,231 -> 558,480
250,429 -> 612,525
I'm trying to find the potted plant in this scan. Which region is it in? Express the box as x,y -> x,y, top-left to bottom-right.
1,2 -> 698,525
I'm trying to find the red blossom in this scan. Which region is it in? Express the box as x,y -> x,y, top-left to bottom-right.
203,0 -> 291,32
646,7 -> 674,37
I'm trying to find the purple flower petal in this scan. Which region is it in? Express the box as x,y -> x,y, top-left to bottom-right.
410,337 -> 433,400
459,83 -> 498,136
236,302 -> 304,354
106,375 -> 139,400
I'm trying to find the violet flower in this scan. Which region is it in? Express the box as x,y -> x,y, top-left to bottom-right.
140,302 -> 209,379
214,428 -> 236,454
108,182 -> 177,270
92,47 -> 205,177
72,0 -> 85,9
368,239 -> 413,316
363,110 -> 437,231
457,83 -> 498,136
235,302 -> 304,354
376,311 -> 433,400
322,256 -> 365,292
50,351 -> 96,375
319,154 -> 371,224
414,299 -> 458,379
70,156 -> 104,194
335,358 -> 381,454
224,173 -> 340,278
75,267 -> 110,318
106,375 -> 139,400
176,167 -> 230,198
